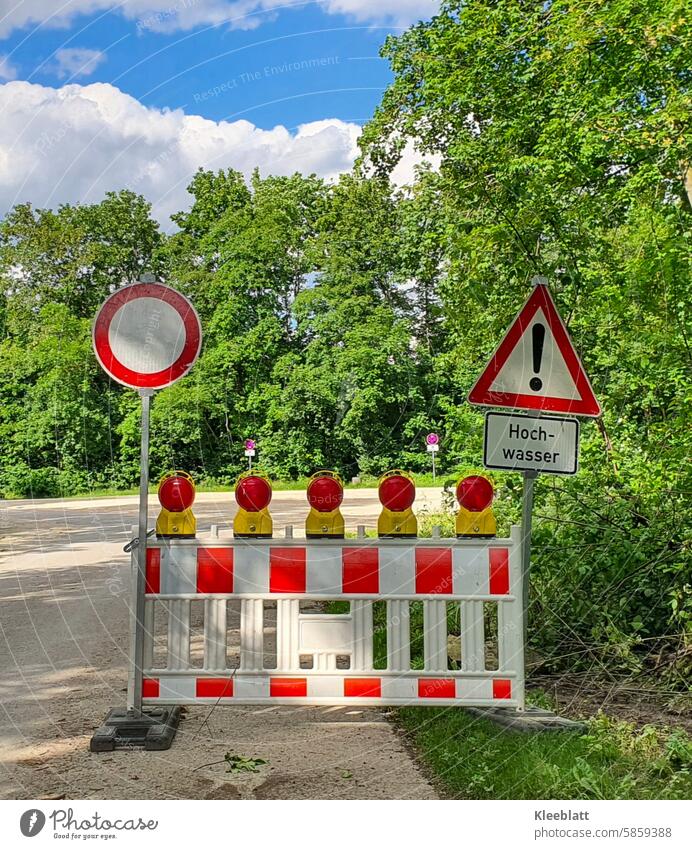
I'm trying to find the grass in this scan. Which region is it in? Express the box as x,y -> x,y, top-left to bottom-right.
9,472 -> 452,500
396,703 -> 692,800
332,511 -> 692,800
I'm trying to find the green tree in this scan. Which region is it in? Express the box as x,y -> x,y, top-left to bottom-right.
160,168 -> 328,481
361,0 -> 692,664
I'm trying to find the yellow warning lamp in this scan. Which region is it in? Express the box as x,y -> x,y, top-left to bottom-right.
233,471 -> 273,538
156,472 -> 197,538
377,470 -> 418,538
455,475 -> 497,538
305,471 -> 345,539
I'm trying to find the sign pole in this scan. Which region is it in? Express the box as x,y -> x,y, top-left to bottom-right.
91,278 -> 202,750
128,389 -> 152,715
431,451 -> 436,483
520,469 -> 538,648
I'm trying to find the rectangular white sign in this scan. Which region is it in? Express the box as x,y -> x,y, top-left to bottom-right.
244,449 -> 256,458
426,443 -> 439,453
484,412 -> 579,475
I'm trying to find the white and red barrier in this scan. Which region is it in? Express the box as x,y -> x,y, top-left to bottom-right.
130,527 -> 525,708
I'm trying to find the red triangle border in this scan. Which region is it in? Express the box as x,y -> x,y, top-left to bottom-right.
468,285 -> 601,417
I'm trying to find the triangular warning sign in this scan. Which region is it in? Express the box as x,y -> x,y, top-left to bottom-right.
468,284 -> 601,417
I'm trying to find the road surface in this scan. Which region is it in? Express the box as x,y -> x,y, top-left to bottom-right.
0,489 -> 443,800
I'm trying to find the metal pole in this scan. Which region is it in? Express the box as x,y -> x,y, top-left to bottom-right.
432,451 -> 436,483
128,389 -> 152,714
520,470 -> 538,649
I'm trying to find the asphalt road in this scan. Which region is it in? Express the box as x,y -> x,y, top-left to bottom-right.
0,489 -> 443,800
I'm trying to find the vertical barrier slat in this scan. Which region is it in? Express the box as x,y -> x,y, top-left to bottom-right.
461,599 -> 485,672
167,599 -> 190,670
387,600 -> 410,672
126,535 -> 138,706
497,602 -> 509,671
204,599 -> 227,671
142,600 -> 154,670
351,600 -> 373,670
508,524 -> 525,708
276,599 -> 300,671
240,599 -> 263,671
315,652 -> 335,671
423,599 -> 447,672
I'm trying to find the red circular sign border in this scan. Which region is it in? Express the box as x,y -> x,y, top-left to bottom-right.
93,283 -> 202,390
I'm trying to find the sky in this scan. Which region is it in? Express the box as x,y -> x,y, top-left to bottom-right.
0,0 -> 439,227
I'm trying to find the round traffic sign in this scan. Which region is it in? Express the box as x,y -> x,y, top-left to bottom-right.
426,433 -> 439,446
245,439 -> 256,451
93,282 -> 202,390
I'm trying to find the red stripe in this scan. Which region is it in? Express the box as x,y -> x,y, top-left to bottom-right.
418,679 -> 456,699
197,548 -> 233,593
342,548 -> 379,594
142,678 -> 160,698
344,678 -> 381,698
270,678 -> 307,697
493,679 -> 512,700
489,548 -> 510,595
415,548 -> 453,594
270,548 -> 306,593
145,548 -> 160,594
196,678 -> 234,698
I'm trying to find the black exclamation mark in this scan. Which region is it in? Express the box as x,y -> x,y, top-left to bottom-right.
530,323 -> 545,392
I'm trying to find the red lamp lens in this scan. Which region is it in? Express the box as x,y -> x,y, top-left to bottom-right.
158,475 -> 195,512
307,476 -> 344,512
456,476 -> 494,512
236,476 -> 272,512
379,475 -> 415,512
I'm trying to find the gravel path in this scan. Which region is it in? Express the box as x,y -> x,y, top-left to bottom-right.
0,490 -> 442,800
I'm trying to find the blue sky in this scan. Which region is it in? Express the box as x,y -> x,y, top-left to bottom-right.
0,1 -> 438,225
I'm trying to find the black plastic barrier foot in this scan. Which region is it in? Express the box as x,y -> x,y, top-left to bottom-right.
464,706 -> 586,734
90,706 -> 181,751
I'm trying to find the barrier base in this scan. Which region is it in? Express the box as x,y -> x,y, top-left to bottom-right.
465,706 -> 586,734
90,706 -> 181,752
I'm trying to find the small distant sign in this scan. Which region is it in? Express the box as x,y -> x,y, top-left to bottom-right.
426,444 -> 439,453
245,439 -> 256,451
484,412 -> 579,475
426,433 -> 439,446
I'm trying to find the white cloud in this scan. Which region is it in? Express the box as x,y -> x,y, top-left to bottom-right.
52,48 -> 106,79
0,54 -> 17,80
0,80 -> 361,227
0,0 -> 439,38
390,138 -> 441,187
321,0 -> 438,28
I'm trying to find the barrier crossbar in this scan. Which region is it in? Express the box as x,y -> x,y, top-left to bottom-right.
130,526 -> 525,709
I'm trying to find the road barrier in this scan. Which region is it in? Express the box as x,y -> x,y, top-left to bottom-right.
131,526 -> 524,708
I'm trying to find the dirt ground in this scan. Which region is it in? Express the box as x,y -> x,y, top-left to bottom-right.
531,674 -> 692,734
